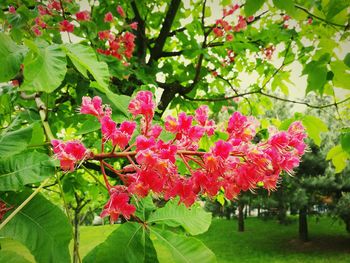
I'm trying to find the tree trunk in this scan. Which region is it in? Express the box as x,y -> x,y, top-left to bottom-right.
257,204 -> 261,217
238,203 -> 245,232
277,183 -> 287,224
299,206 -> 309,242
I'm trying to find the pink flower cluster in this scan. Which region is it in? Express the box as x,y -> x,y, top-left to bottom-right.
52,91 -> 307,222
212,5 -> 252,41
51,140 -> 88,171
97,6 -> 136,62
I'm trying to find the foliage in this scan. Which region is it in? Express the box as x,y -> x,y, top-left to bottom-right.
0,0 -> 349,262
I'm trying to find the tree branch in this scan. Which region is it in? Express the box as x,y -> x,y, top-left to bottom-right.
149,0 -> 181,62
131,1 -> 147,62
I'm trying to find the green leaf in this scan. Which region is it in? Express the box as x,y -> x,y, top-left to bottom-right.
245,0 -> 265,16
148,199 -> 212,235
341,132 -> 350,155
83,222 -> 157,263
0,191 -> 73,263
0,126 -> 33,158
76,116 -> 100,135
272,0 -> 296,16
20,42 -> 67,92
0,251 -> 32,263
301,115 -> 328,146
325,0 -> 349,20
303,54 -> 330,94
90,81 -> 130,117
330,60 -> 350,90
344,53 -> 350,68
0,33 -> 27,82
326,145 -> 349,173
63,44 -> 109,90
0,151 -> 54,191
134,195 -> 156,221
150,227 -> 216,263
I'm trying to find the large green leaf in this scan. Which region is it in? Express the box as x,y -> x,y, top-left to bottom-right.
150,227 -> 216,263
301,115 -> 328,146
134,195 -> 156,221
303,57 -> 329,95
91,81 -> 130,117
63,43 -> 109,90
341,132 -> 350,155
0,191 -> 73,263
326,145 -> 349,173
0,126 -> 33,158
330,60 -> 350,90
245,0 -> 265,16
83,222 -> 157,263
0,33 -> 27,82
147,199 -> 212,235
272,0 -> 296,16
325,0 -> 349,20
0,251 -> 32,263
0,151 -> 54,191
20,42 -> 67,92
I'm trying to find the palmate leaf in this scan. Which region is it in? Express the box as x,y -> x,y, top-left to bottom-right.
0,151 -> 54,191
326,145 -> 349,173
0,191 -> 72,263
62,43 -> 110,90
0,33 -> 27,82
150,227 -> 216,263
272,0 -> 296,16
83,222 -> 157,263
20,41 -> 67,93
0,126 -> 32,158
147,199 -> 212,235
245,0 -> 265,17
301,115 -> 328,146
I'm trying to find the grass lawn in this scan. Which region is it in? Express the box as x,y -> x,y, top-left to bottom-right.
197,217 -> 350,263
1,216 -> 349,262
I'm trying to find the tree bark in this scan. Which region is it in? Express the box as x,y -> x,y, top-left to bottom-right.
238,203 -> 245,232
299,206 -> 309,242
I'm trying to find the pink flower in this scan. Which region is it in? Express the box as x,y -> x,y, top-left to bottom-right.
100,115 -> 117,140
100,191 -> 136,223
98,30 -> 111,40
130,22 -> 138,30
32,26 -> 42,37
35,17 -> 47,29
80,96 -> 104,118
76,11 -> 90,21
117,5 -> 125,17
213,140 -> 232,159
149,125 -> 162,138
51,139 -> 87,171
104,12 -> 113,23
128,91 -> 155,120
59,20 -> 74,32
8,6 -> 16,14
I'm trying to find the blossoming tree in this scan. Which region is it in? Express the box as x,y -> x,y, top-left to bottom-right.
0,0 -> 349,262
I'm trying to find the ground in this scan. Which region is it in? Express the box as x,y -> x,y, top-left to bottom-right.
1,216 -> 349,262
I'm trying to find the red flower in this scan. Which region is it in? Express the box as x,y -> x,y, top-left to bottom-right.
117,5 -> 125,17
100,191 -> 136,223
104,12 -> 113,23
35,17 -> 47,29
76,11 -> 90,21
130,22 -> 138,30
32,26 -> 42,37
51,140 -> 87,171
8,6 -> 16,14
80,96 -> 104,118
128,91 -> 155,121
59,20 -> 74,32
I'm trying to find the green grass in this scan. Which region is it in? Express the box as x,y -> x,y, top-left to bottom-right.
197,217 -> 350,263
1,217 -> 349,262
